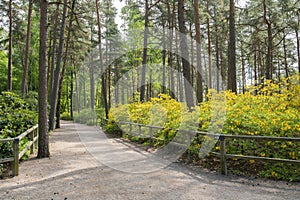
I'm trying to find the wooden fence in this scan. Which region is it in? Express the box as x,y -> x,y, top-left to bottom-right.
100,118 -> 300,175
0,124 -> 39,176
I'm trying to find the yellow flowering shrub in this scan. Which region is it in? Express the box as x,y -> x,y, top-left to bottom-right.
105,74 -> 300,181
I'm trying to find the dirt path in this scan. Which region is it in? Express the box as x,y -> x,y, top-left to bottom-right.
0,121 -> 299,200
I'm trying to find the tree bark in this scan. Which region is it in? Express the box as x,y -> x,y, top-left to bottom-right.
167,0 -> 175,99
214,6 -> 220,91
283,33 -> 289,78
296,27 -> 300,74
22,0 -> 33,95
70,69 -> 74,118
162,21 -> 166,94
49,0 -> 61,97
227,0 -> 237,93
38,0 -> 50,158
206,0 -> 212,89
49,0 -> 68,131
140,0 -> 149,102
89,55 -> 95,111
194,0 -> 203,103
263,0 -> 273,80
96,0 -> 109,119
7,0 -> 13,91
56,0 -> 76,128
178,0 -> 194,109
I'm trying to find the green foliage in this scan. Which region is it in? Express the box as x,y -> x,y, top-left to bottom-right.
104,120 -> 123,137
73,108 -> 97,126
0,92 -> 38,138
0,91 -> 38,166
60,112 -> 73,121
0,50 -> 8,91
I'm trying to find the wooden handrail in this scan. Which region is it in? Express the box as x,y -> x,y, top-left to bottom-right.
103,119 -> 300,175
0,124 -> 38,177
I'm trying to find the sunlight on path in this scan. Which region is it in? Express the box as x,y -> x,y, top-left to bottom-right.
0,121 -> 299,200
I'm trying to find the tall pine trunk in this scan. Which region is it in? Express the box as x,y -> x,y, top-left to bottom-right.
263,0 -> 273,80
56,0 -> 76,128
49,0 -> 68,131
178,0 -> 194,109
38,0 -> 50,158
49,0 -> 61,96
206,0 -> 212,89
194,0 -> 203,103
96,0 -> 109,119
7,0 -> 13,91
140,0 -> 149,102
22,0 -> 33,95
296,24 -> 300,74
227,0 -> 237,92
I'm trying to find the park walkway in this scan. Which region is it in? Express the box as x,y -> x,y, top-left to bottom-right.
0,121 -> 299,200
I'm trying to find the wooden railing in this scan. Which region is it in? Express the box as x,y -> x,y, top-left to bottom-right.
100,118 -> 300,175
0,124 -> 39,176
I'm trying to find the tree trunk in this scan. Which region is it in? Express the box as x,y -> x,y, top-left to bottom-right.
189,22 -> 194,86
70,70 -> 74,118
283,33 -> 289,78
56,0 -> 76,128
162,21 -> 166,94
206,0 -> 212,89
38,0 -> 50,158
214,9 -> 220,91
178,0 -> 194,109
227,0 -> 237,93
140,0 -> 149,102
96,0 -> 109,119
74,68 -> 80,113
49,0 -> 61,97
175,27 -> 183,102
7,0 -> 13,91
22,0 -> 33,95
49,0 -> 68,131
263,0 -> 273,80
194,0 -> 203,103
241,42 -> 245,94
89,58 -> 95,110
296,28 -> 300,74
167,0 -> 175,99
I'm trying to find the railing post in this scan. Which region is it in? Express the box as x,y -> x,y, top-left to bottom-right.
188,131 -> 192,163
29,129 -> 34,154
35,127 -> 38,149
12,138 -> 19,176
129,123 -> 132,135
164,131 -> 168,146
138,124 -> 141,136
219,134 -> 227,175
149,127 -> 153,147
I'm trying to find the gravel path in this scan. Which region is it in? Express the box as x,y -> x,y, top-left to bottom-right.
0,121 -> 299,200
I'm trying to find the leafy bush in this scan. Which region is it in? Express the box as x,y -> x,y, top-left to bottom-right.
73,108 -> 97,125
0,92 -> 38,138
105,75 -> 300,181
0,91 -> 38,176
60,112 -> 73,121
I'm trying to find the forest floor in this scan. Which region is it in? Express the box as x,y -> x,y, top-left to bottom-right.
0,121 -> 299,200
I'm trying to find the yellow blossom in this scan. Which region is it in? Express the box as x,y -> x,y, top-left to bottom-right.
249,160 -> 255,164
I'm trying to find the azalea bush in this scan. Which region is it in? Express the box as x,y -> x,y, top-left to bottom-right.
0,92 -> 38,138
0,92 -> 38,177
105,75 -> 300,181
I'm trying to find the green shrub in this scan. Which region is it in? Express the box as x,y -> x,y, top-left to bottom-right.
0,91 -> 38,173
60,112 -> 73,121
74,108 -> 97,125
